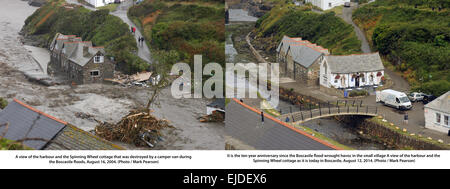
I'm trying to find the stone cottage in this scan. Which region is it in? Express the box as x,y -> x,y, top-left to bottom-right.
319,52 -> 385,89
48,33 -> 115,84
424,91 -> 450,134
276,36 -> 329,86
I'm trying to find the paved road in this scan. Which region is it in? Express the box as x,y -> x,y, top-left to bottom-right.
339,3 -> 371,53
65,0 -> 152,63
111,0 -> 152,63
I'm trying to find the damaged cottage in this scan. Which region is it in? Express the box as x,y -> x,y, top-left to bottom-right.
48,33 -> 115,84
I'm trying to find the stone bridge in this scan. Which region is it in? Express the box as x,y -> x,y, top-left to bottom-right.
279,104 -> 378,124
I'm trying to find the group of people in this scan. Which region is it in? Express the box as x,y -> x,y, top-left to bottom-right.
138,36 -> 145,46
130,26 -> 145,46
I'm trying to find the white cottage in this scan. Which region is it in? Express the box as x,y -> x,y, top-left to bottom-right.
320,52 -> 384,89
424,91 -> 450,134
305,0 -> 350,10
85,0 -> 123,7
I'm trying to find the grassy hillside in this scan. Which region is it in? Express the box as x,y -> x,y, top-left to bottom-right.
22,0 -> 147,74
353,0 -> 450,96
253,3 -> 361,55
128,0 -> 225,67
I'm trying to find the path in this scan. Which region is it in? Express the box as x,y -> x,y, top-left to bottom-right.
243,4 -> 449,144
65,0 -> 152,63
111,0 -> 152,63
339,3 -> 371,53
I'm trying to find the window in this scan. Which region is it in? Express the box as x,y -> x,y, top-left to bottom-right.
436,113 -> 441,124
90,70 -> 100,77
94,55 -> 103,63
445,115 -> 449,127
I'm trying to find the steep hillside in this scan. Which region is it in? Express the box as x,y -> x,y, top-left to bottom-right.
353,0 -> 450,96
21,0 -> 147,74
252,3 -> 361,55
128,0 -> 225,67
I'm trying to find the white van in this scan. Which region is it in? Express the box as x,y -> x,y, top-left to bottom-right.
378,89 -> 412,110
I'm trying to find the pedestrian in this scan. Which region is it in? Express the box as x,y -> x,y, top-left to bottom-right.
403,112 -> 408,125
130,26 -> 133,33
132,27 -> 136,34
138,36 -> 142,46
141,37 -> 145,45
285,116 -> 290,122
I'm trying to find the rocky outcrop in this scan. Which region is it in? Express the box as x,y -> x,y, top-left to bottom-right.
28,0 -> 47,7
227,0 -> 274,18
247,0 -> 274,17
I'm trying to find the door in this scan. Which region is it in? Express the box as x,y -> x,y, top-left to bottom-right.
355,76 -> 360,87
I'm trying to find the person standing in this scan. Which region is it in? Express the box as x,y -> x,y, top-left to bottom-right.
141,37 -> 145,46
403,112 -> 408,125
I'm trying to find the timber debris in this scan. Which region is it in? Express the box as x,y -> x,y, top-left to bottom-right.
95,110 -> 173,147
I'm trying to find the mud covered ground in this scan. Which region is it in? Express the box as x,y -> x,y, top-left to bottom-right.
0,0 -> 224,150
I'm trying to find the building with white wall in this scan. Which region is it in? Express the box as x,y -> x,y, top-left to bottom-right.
305,0 -> 350,10
319,52 -> 384,89
424,91 -> 450,134
85,0 -> 123,8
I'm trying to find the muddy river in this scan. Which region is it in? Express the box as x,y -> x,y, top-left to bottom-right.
0,0 -> 224,150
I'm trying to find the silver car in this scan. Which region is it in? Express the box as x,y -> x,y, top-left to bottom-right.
408,92 -> 424,102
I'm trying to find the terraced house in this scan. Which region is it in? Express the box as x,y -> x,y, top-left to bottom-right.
48,33 -> 115,84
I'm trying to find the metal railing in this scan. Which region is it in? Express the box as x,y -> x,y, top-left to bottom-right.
279,100 -> 378,123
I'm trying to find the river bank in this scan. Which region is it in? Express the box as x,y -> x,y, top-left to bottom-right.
0,0 -> 224,150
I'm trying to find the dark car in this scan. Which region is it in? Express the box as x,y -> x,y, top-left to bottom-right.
422,94 -> 437,104
114,0 -> 121,4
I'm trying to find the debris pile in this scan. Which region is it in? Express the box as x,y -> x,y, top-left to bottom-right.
95,110 -> 173,147
105,71 -> 157,87
199,110 -> 225,122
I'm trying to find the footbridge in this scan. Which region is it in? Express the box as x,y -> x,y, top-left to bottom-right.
278,100 -> 378,124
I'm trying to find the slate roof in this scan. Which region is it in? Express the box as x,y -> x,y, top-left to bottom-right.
325,52 -> 384,74
50,33 -> 105,67
0,99 -> 123,150
277,36 -> 329,68
425,91 -> 450,114
225,99 -> 338,150
64,41 -> 104,67
0,99 -> 66,149
207,98 -> 226,110
288,45 -> 323,68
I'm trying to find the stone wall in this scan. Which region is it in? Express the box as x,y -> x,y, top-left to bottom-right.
320,85 -> 345,98
82,56 -> 115,84
338,116 -> 450,150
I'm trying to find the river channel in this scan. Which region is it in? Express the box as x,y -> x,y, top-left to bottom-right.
226,9 -> 389,150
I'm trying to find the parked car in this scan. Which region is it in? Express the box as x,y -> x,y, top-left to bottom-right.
422,94 -> 437,104
344,2 -> 351,7
379,89 -> 412,110
408,92 -> 425,102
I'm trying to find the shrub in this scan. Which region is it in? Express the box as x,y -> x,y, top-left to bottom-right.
349,90 -> 369,97
0,98 -> 7,109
